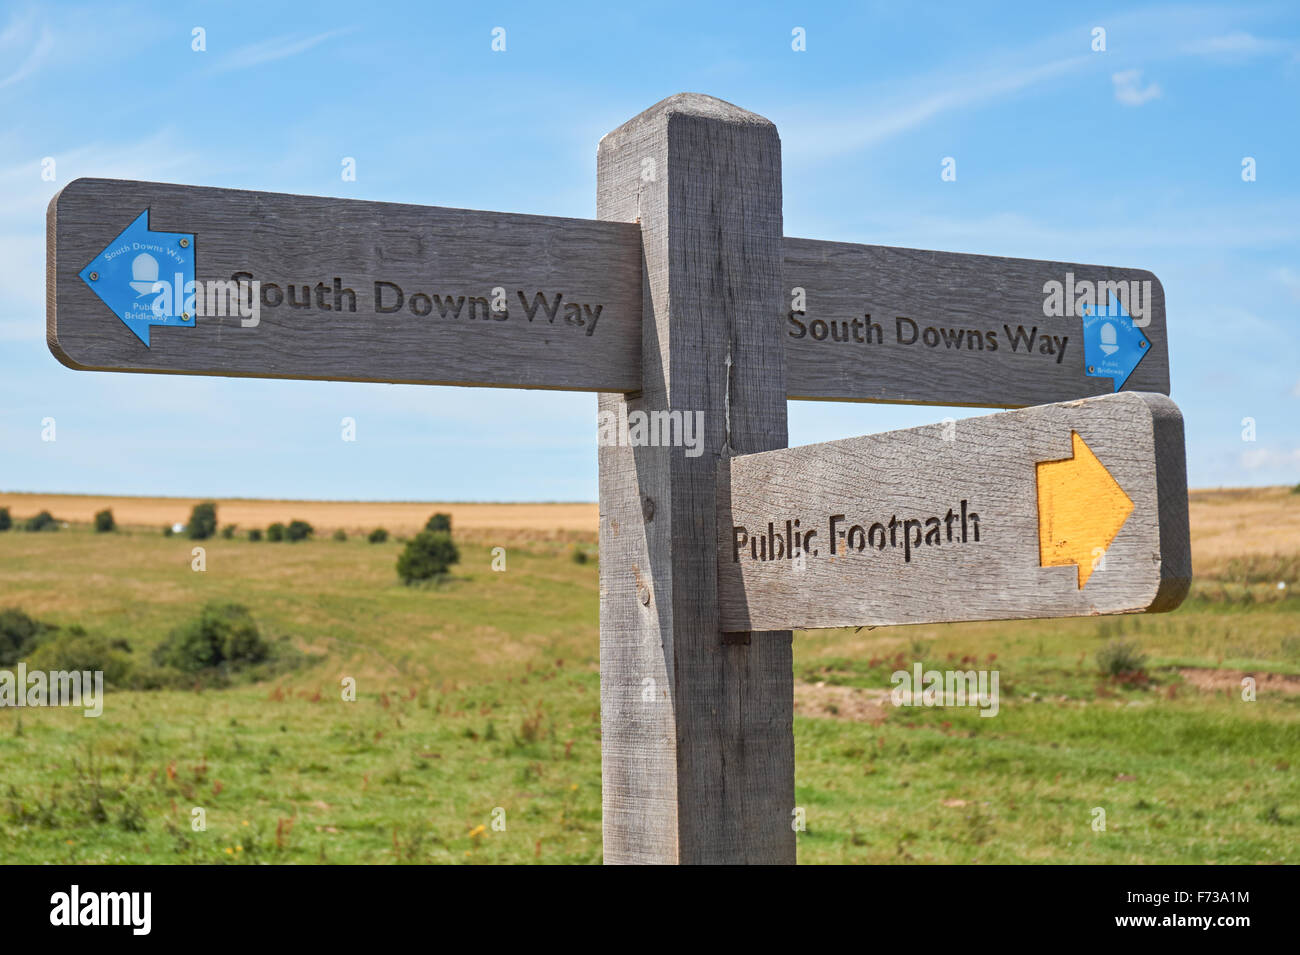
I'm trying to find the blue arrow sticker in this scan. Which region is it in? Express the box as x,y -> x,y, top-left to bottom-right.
1082,293 -> 1150,391
78,210 -> 195,347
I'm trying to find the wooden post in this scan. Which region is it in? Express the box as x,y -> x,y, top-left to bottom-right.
596,93 -> 795,864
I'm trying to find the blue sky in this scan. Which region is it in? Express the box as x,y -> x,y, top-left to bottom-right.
1,1 -> 1297,501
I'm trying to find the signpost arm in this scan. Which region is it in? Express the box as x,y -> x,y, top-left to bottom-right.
596,93 -> 795,864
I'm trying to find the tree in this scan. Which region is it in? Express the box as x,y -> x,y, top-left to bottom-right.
94,508 -> 115,533
396,531 -> 460,584
267,522 -> 285,542
187,501 -> 218,540
425,512 -> 453,534
368,528 -> 389,544
0,507 -> 11,531
24,511 -> 57,532
0,607 -> 47,666
152,603 -> 268,674
285,519 -> 314,542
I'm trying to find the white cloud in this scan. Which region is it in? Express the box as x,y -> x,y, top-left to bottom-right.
1240,446 -> 1300,470
1182,31 -> 1294,58
0,12 -> 53,90
1112,69 -> 1162,106
1274,266 -> 1300,302
211,27 -> 357,73
783,54 -> 1091,161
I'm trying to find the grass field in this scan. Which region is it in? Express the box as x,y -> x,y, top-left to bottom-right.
1,489 -> 1298,864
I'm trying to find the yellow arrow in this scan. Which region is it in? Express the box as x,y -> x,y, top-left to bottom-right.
1036,431 -> 1134,589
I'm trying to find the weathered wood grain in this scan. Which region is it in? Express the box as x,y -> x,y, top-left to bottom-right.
783,238 -> 1169,406
597,93 -> 795,864
47,178 -> 642,392
718,392 -> 1190,632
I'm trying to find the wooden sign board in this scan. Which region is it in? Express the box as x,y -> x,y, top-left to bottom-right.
47,178 -> 643,392
49,180 -> 1169,410
718,391 -> 1190,632
783,238 -> 1169,407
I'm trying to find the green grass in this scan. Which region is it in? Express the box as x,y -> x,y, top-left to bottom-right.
1,525 -> 1298,863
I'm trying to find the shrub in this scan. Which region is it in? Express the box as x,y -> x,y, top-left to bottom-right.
0,507 -> 11,531
152,603 -> 269,674
285,519 -> 314,542
163,525 -> 175,537
93,509 -> 115,533
267,522 -> 286,542
397,531 -> 460,584
332,529 -> 347,542
571,546 -> 589,565
187,501 -> 218,540
0,607 -> 49,666
368,528 -> 389,544
25,627 -> 134,687
221,524 -> 237,539
24,511 -> 58,532
425,512 -> 452,534
248,528 -> 263,542
1096,639 -> 1148,677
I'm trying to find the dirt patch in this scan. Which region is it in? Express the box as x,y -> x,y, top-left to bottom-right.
1178,667 -> 1300,695
794,681 -> 892,723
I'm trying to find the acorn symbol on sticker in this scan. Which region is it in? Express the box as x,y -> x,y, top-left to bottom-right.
1099,322 -> 1119,356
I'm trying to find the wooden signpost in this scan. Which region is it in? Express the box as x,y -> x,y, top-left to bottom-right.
718,391 -> 1190,632
45,92 -> 1191,866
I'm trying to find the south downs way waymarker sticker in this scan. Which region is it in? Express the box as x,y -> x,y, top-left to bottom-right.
78,210 -> 195,347
1082,294 -> 1152,391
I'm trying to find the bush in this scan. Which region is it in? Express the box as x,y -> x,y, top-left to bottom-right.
163,525 -> 175,537
93,509 -> 115,533
1097,639 -> 1148,677
285,519 -> 314,542
368,528 -> 389,544
221,524 -> 237,539
187,501 -> 218,540
24,511 -> 58,532
0,607 -> 49,666
397,531 -> 460,584
267,522 -> 286,542
25,627 -> 134,687
248,528 -> 263,542
0,507 -> 11,531
152,603 -> 269,674
571,546 -> 589,565
425,512 -> 452,534
332,529 -> 347,542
